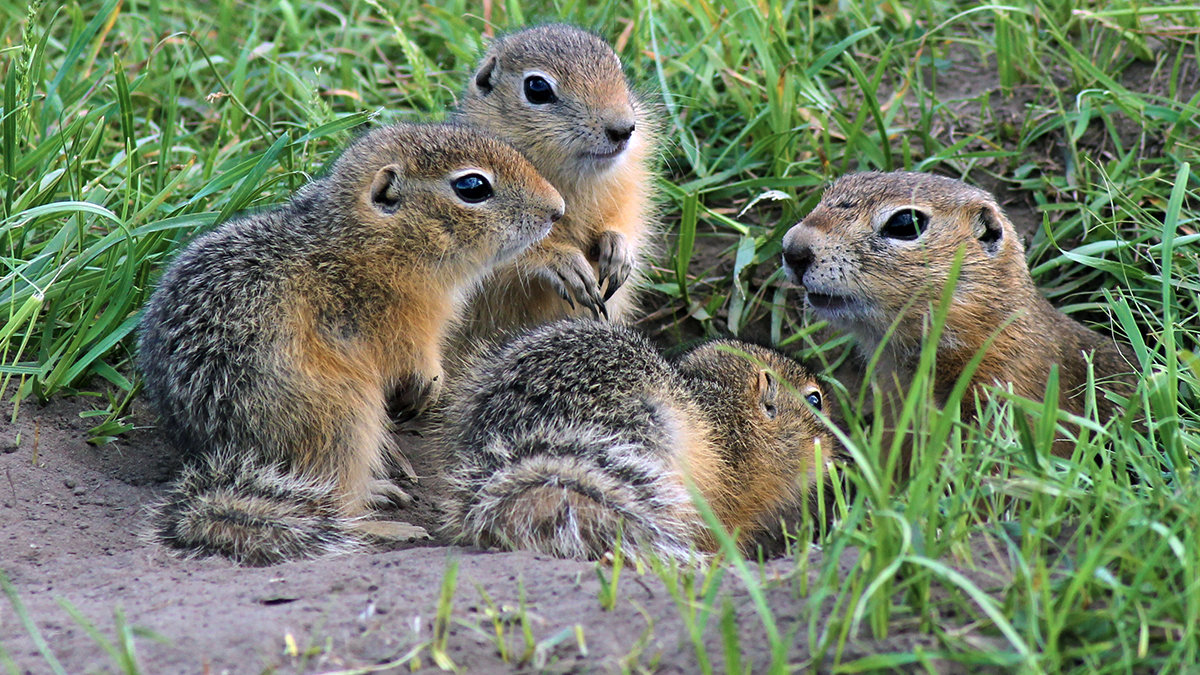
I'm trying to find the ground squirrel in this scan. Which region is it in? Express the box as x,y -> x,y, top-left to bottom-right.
138,123 -> 564,565
781,171 -> 1136,451
438,320 -> 835,562
452,23 -> 658,335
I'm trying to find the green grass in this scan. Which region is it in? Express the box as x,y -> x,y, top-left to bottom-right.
2,0 -> 1198,672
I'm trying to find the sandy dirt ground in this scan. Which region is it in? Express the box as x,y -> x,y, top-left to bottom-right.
0,395 -> 1021,674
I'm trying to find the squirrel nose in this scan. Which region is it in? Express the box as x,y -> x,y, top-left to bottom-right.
781,225 -> 814,282
781,245 -> 813,282
605,121 -> 635,144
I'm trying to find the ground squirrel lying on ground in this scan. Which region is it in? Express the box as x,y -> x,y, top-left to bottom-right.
438,320 -> 836,562
453,23 -> 658,335
781,171 -> 1136,453
138,123 -> 564,565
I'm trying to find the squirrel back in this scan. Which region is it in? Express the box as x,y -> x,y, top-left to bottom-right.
438,320 -> 834,562
139,123 -> 563,564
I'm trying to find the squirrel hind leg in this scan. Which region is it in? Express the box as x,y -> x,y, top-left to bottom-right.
451,453 -> 700,563
498,484 -> 618,560
147,452 -> 365,566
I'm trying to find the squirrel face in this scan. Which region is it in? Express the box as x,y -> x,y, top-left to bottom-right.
333,124 -> 564,271
781,171 -> 1029,353
460,24 -> 642,186
677,343 -> 834,483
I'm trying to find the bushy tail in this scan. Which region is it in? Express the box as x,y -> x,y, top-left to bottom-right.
148,451 -> 363,566
442,433 -> 705,563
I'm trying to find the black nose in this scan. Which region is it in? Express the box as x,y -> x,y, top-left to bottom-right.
606,121 -> 635,144
550,207 -> 563,223
782,244 -> 813,281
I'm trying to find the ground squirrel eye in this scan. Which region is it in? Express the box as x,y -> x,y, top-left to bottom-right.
880,209 -> 927,241
523,75 -> 557,104
451,174 -> 493,203
805,391 -> 822,410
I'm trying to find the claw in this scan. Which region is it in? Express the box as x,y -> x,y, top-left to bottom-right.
588,282 -> 608,319
578,292 -> 596,317
556,284 -> 577,310
593,231 -> 632,305
603,274 -> 619,301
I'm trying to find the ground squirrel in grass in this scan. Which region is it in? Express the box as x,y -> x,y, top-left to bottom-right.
452,23 -> 658,334
138,123 -> 564,565
781,171 -> 1136,453
438,320 -> 837,562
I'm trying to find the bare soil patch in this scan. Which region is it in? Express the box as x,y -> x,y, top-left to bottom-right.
2,396 -> 1018,674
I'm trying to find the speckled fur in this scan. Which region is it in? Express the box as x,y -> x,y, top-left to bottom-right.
437,320 -> 834,562
138,123 -> 564,564
782,171 -> 1136,453
453,24 -> 660,342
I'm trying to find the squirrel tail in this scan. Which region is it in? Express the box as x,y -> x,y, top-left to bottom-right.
443,431 -> 704,563
148,451 -> 364,566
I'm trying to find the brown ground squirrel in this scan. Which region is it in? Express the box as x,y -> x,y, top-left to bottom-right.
781,171 -> 1136,451
452,23 -> 658,335
138,123 -> 564,565
437,320 -> 836,562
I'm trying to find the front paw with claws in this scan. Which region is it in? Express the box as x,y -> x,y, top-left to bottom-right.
388,370 -> 442,425
352,520 -> 430,543
367,478 -> 412,509
537,249 -> 607,319
591,230 -> 633,302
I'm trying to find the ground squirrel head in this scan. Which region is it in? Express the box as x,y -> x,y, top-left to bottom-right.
327,123 -> 564,273
459,24 -> 644,189
675,343 -> 835,492
781,171 -> 1035,356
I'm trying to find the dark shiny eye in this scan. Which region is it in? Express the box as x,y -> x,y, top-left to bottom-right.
451,174 -> 493,203
523,75 -> 557,104
880,209 -> 927,240
805,391 -> 822,411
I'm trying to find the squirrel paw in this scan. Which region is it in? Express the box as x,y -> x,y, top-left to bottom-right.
591,230 -> 633,302
384,445 -> 418,483
388,371 -> 443,425
538,248 -> 607,319
368,478 -> 413,508
352,520 -> 430,543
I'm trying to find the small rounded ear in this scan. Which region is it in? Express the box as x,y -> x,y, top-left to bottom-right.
474,56 -> 498,95
973,204 -> 1004,256
369,164 -> 405,213
757,369 -> 779,419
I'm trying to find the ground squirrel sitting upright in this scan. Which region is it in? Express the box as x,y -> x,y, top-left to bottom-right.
781,171 -> 1136,450
138,123 -> 564,565
438,320 -> 835,562
453,23 -> 657,332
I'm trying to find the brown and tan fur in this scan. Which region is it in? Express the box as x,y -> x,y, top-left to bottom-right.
781,171 -> 1136,456
453,24 -> 658,340
138,123 -> 564,564
438,320 -> 836,562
